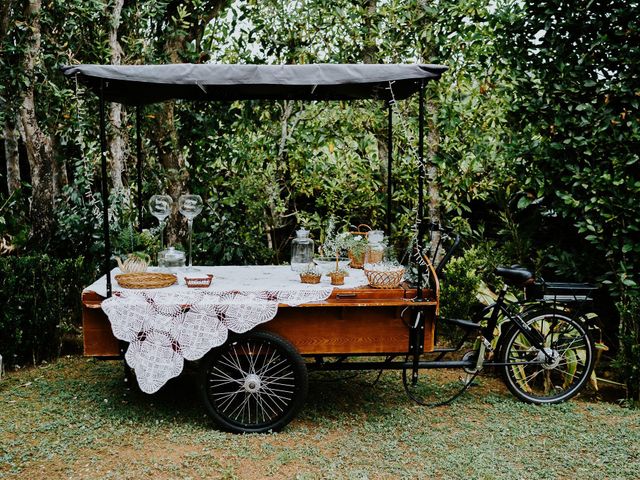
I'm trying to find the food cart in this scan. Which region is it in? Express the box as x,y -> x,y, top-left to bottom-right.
66,63 -> 595,434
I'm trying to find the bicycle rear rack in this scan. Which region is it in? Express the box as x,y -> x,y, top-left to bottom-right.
526,281 -> 598,303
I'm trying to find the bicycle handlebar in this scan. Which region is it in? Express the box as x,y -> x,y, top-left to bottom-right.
435,234 -> 460,276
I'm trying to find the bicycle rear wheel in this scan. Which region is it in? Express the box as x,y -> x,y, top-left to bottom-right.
499,311 -> 594,404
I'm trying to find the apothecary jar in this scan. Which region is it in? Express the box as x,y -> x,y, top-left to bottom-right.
291,228 -> 315,272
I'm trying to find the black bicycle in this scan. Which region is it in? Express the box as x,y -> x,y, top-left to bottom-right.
403,229 -> 598,406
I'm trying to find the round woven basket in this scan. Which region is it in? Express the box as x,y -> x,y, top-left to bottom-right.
364,268 -> 405,289
328,271 -> 346,285
115,272 -> 177,289
300,273 -> 321,284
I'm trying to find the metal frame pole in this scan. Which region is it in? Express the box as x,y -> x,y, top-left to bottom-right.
416,80 -> 425,301
136,106 -> 143,231
99,80 -> 112,297
386,101 -> 393,236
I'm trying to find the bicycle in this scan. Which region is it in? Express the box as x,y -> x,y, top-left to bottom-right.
403,227 -> 597,406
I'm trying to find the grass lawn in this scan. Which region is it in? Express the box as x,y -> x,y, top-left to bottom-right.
1,356 -> 638,479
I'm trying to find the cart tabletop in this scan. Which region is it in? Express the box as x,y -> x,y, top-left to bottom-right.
83,265 -> 433,308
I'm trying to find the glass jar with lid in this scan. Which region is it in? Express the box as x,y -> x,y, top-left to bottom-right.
291,228 -> 315,272
158,246 -> 186,271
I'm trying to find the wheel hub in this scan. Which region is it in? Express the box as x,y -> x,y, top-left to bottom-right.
535,347 -> 561,369
243,373 -> 261,393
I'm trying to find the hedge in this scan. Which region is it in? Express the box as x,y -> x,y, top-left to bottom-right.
0,255 -> 95,367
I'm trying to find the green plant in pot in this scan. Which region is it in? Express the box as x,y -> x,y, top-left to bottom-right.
299,263 -> 321,284
327,267 -> 348,285
343,234 -> 367,269
317,220 -> 351,277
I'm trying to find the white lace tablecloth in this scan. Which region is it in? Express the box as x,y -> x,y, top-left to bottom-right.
85,266 -> 368,393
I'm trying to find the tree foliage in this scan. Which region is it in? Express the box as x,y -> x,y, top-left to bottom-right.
0,0 -> 638,399
493,0 -> 640,399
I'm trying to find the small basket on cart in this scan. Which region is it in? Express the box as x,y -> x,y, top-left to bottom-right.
184,274 -> 214,288
364,267 -> 405,289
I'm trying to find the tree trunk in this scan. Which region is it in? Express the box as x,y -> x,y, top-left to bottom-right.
3,117 -> 20,195
269,100 -> 304,262
426,100 -> 443,264
362,0 -> 378,65
361,0 -> 393,234
50,136 -> 67,197
2,2 -> 20,196
108,0 -> 127,192
0,0 -> 12,39
19,0 -> 56,244
146,0 -> 229,244
149,101 -> 188,244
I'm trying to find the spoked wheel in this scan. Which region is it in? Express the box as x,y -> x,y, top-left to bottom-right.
198,331 -> 308,433
402,351 -> 480,407
500,311 -> 594,404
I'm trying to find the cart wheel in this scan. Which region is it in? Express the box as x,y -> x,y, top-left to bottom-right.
198,330 -> 308,433
499,310 -> 594,404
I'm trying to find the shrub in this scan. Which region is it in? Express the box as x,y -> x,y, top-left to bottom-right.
438,246 -> 485,320
0,255 -> 95,367
616,293 -> 640,405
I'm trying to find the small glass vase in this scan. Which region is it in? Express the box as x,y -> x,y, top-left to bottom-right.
291,228 -> 315,272
364,230 -> 385,268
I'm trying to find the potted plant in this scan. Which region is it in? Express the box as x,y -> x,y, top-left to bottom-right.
327,268 -> 348,285
299,263 -> 322,284
317,220 -> 351,276
344,234 -> 367,269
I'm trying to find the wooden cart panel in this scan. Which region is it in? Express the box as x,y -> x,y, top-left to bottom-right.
81,287 -> 436,357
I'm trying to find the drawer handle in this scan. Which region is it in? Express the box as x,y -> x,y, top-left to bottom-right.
336,293 -> 357,299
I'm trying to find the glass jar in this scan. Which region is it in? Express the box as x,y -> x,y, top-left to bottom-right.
291,228 -> 315,272
158,246 -> 186,271
364,230 -> 385,267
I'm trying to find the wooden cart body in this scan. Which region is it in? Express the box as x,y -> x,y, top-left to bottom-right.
82,286 -> 437,359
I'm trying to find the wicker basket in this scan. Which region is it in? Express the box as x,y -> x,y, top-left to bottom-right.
350,224 -> 371,238
328,271 -> 346,285
364,268 -> 405,289
115,272 -> 177,289
348,250 -> 365,269
300,273 -> 321,284
184,274 -> 214,288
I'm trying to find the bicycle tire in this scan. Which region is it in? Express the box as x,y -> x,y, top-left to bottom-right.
499,310 -> 594,404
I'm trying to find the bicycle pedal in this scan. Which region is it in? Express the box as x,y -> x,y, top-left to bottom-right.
480,336 -> 494,353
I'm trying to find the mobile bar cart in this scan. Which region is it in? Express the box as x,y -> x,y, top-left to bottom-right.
66,63 -> 466,433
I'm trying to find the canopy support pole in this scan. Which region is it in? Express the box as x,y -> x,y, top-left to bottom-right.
136,106 -> 143,231
99,80 -> 112,297
416,80 -> 425,301
386,101 -> 393,236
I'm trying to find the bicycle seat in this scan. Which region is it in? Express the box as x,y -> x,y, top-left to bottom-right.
495,267 -> 535,286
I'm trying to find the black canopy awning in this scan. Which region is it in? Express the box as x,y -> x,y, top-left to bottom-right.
62,63 -> 447,105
